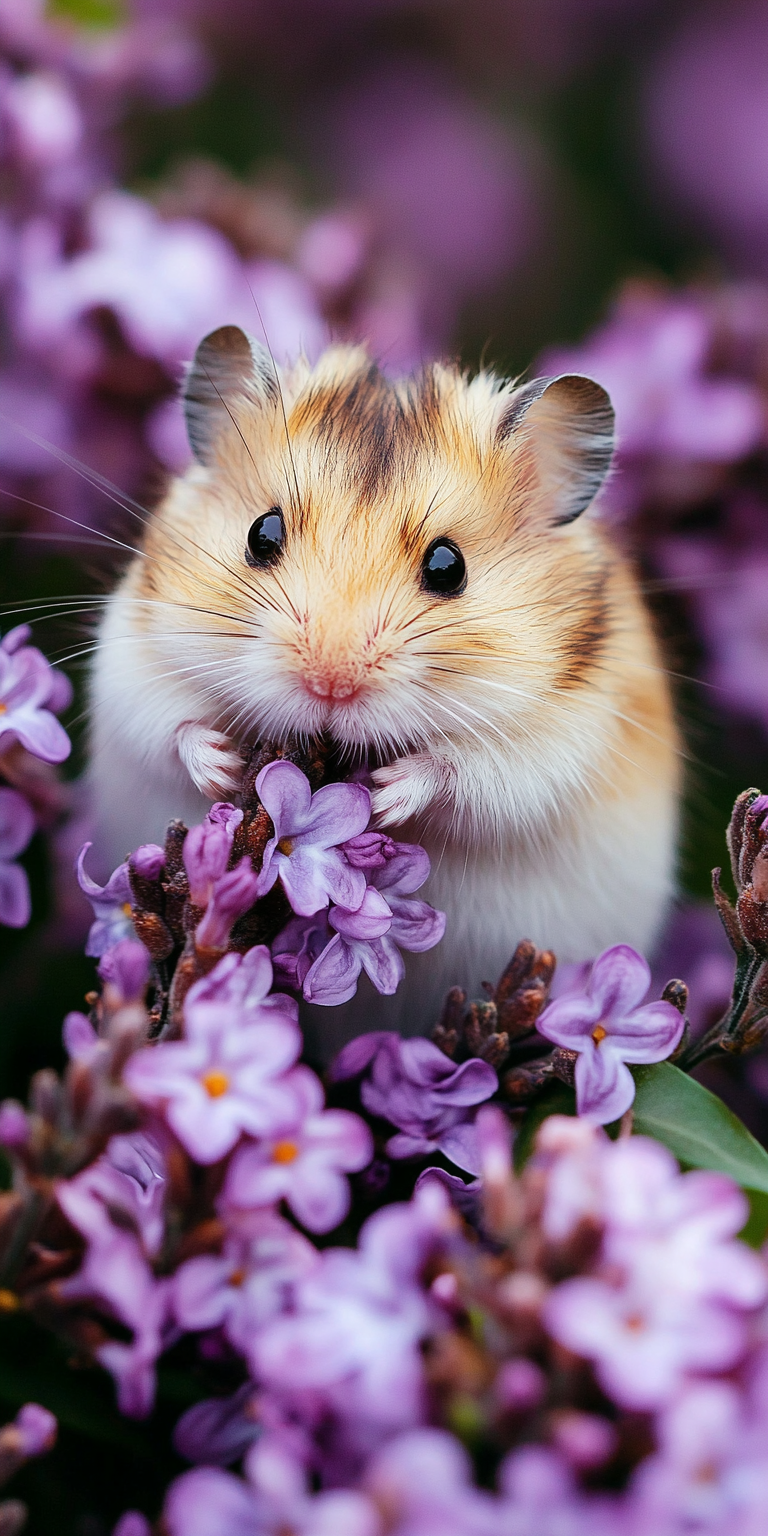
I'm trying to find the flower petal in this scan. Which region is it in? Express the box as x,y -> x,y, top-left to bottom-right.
574,1044 -> 636,1124
588,945 -> 651,1017
536,992 -> 601,1048
608,1000 -> 685,1063
255,759 -> 312,838
294,779 -> 371,847
303,934 -> 362,1006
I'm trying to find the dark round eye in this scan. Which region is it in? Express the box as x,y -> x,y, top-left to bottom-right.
245,508 -> 285,568
421,537 -> 466,596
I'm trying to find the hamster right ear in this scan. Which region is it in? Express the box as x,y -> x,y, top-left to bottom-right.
183,325 -> 279,465
495,373 -> 615,525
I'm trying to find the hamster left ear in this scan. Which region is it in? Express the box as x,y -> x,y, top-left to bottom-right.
496,373 -> 615,525
183,325 -> 278,465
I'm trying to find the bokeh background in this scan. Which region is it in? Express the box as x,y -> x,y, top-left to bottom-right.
2,1 -> 768,1527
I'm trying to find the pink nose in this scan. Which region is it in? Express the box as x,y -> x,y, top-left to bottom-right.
304,672 -> 360,702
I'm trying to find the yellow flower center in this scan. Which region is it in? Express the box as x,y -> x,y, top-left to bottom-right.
229,1267 -> 247,1288
277,837 -> 294,856
201,1069 -> 230,1098
272,1139 -> 300,1164
122,902 -> 133,917
591,1023 -> 608,1045
0,1289 -> 19,1311
0,702 -> 7,715
624,1312 -> 645,1332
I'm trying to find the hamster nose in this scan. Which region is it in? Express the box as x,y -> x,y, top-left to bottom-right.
304,669 -> 360,702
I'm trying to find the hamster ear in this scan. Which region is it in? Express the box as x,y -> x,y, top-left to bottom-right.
496,373 -> 614,525
183,325 -> 278,465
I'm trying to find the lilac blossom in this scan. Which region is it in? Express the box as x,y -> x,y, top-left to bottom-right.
299,843 -> 446,1007
173,1383 -> 261,1468
333,1031 -> 497,1175
536,944 -> 684,1124
98,939 -> 151,1005
255,760 -> 370,916
183,809 -> 238,905
0,786 -> 34,928
58,1129 -> 166,1260
362,1428 -> 495,1536
123,947 -> 301,1163
10,1404 -> 57,1459
164,1446 -> 377,1536
194,858 -> 260,951
0,625 -> 71,763
223,1066 -> 373,1233
76,843 -> 134,958
172,1210 -> 317,1367
254,1186 -> 450,1442
57,1178 -> 173,1418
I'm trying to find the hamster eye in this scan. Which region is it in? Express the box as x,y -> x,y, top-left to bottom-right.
245,508 -> 285,568
421,537 -> 466,596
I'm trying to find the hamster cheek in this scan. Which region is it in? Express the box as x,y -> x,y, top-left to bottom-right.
175,722 -> 244,800
370,753 -> 448,828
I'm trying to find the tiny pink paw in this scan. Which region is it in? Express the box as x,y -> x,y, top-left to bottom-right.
176,723 -> 244,800
370,754 -> 437,827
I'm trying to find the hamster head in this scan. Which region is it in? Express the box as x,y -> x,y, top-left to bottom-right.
132,326 -> 616,820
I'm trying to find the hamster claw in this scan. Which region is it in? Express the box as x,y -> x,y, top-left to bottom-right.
370,753 -> 439,827
175,722 -> 244,801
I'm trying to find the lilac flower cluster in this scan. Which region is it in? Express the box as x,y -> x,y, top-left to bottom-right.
145,1112 -> 768,1536
0,624 -> 71,927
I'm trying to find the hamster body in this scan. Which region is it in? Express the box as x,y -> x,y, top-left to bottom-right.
90,328 -> 680,1052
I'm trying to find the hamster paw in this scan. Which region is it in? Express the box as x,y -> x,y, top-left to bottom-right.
370,753 -> 441,827
175,722 -> 244,800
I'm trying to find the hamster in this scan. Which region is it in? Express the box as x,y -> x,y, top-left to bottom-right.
89,325 -> 680,1054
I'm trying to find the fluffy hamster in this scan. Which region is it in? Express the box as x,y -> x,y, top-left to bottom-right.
89,326 -> 679,1052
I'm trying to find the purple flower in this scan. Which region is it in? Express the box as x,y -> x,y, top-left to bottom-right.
98,939 -> 151,1005
173,1383 -> 261,1468
112,1517 -> 151,1536
0,787 -> 35,928
172,1210 -> 317,1369
223,1067 -> 373,1233
271,911 -> 331,993
195,858 -> 260,951
76,843 -> 134,958
630,1381 -> 746,1532
163,1450 -> 376,1536
362,1428 -> 495,1536
0,1100 -> 29,1150
332,1032 -> 497,1175
0,626 -> 71,764
544,1271 -> 749,1411
57,1130 -> 166,1259
254,1186 -> 449,1437
536,944 -> 684,1124
255,760 -> 370,916
301,844 -> 446,1007
303,887 -> 402,1005
11,1403 -> 57,1458
57,1177 -> 173,1418
123,948 -> 301,1163
183,947 -> 299,1022
183,816 -> 234,906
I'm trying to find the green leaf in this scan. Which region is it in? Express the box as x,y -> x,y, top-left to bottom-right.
631,1061 -> 768,1190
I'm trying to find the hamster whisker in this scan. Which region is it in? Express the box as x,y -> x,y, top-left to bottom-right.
0,484 -> 146,563
244,280 -> 303,523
